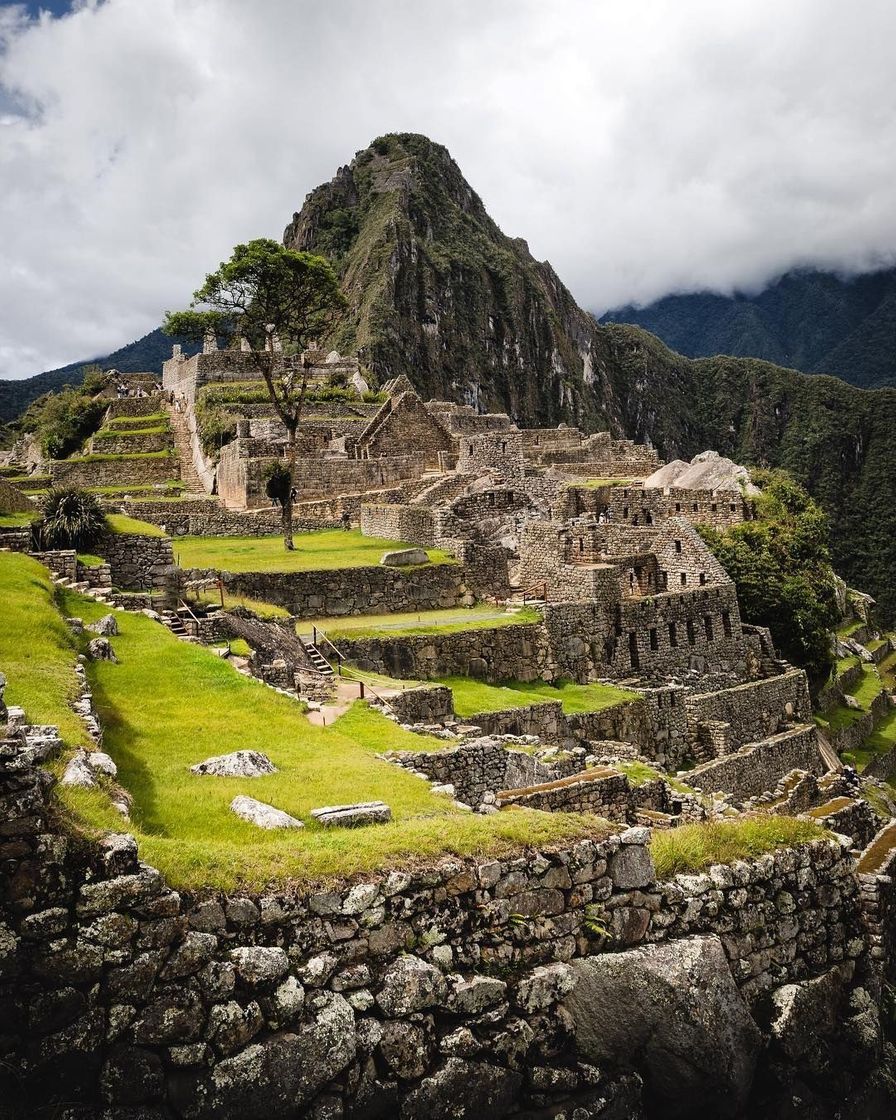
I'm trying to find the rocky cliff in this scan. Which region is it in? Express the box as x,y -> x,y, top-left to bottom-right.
284,134 -> 896,620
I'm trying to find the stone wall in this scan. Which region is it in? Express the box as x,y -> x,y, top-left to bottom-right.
360,503 -> 438,547
105,395 -> 166,419
181,561 -> 467,620
96,531 -> 177,594
686,725 -> 825,800
684,669 -> 812,754
0,718 -> 875,1119
91,432 -> 171,456
50,454 -> 178,489
497,768 -> 635,819
602,484 -> 749,530
342,621 -> 550,682
388,685 -> 455,725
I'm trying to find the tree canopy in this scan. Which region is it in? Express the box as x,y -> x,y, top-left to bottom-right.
699,470 -> 840,689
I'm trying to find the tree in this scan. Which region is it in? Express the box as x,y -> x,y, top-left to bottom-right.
164,238 -> 347,548
698,470 -> 840,691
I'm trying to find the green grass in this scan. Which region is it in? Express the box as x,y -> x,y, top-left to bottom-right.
105,514 -> 167,537
42,586 -> 598,889
107,413 -> 168,428
836,654 -> 860,674
570,478 -> 635,488
77,554 -> 105,568
8,474 -> 50,490
436,676 -> 639,718
193,588 -> 292,619
815,705 -> 868,734
613,759 -> 695,795
173,530 -> 453,573
73,450 -> 175,463
93,425 -> 169,439
650,816 -> 825,880
86,483 -> 184,496
837,619 -> 863,638
0,554 -> 92,747
226,638 -> 252,657
844,665 -> 883,709
879,646 -> 896,690
319,605 -> 541,641
0,511 -> 38,527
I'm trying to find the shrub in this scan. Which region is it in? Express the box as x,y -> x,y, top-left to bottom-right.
36,488 -> 107,550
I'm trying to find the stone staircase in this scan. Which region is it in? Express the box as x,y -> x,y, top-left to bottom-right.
160,610 -> 190,640
165,402 -> 207,498
52,574 -> 112,605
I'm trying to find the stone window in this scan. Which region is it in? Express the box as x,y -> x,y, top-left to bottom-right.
623,506 -> 629,519
711,502 -> 717,512
668,621 -> 678,647
628,631 -> 640,669
686,619 -> 696,645
674,539 -> 682,553
675,502 -> 681,512
704,615 -> 714,640
722,610 -> 732,637
680,572 -> 687,586
649,627 -> 658,651
730,502 -> 737,512
692,502 -> 698,511
699,571 -> 706,585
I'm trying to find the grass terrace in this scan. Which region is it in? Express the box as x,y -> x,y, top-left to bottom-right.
0,511 -> 38,528
436,676 -> 640,718
93,425 -> 169,440
87,483 -> 185,496
650,816 -> 825,879
173,529 -> 454,573
570,478 -> 636,489
312,604 -> 541,642
844,664 -> 883,709
107,413 -> 169,428
193,588 -> 292,620
73,450 -> 176,463
105,513 -> 167,537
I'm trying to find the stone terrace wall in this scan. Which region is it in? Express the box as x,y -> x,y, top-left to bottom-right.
388,685 -> 455,725
0,723 -> 869,1118
96,530 -> 177,593
684,669 -> 812,753
181,561 -> 467,620
360,503 -> 438,547
50,454 -> 178,489
498,770 -> 634,820
105,395 -> 166,419
342,621 -> 550,682
686,725 -> 825,800
604,485 -> 748,530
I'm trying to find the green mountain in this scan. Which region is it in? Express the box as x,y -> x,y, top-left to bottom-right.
285,133 -> 896,619
0,329 -> 196,423
603,268 -> 896,389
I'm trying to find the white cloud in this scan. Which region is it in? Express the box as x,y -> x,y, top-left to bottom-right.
2,0 -> 896,376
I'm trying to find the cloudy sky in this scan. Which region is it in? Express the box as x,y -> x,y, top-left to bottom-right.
2,0 -> 896,379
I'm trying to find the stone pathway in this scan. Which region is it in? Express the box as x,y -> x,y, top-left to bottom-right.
304,675 -> 404,727
165,402 -> 207,498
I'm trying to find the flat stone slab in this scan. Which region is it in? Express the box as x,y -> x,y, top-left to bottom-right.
231,795 -> 303,830
310,800 -> 392,827
380,548 -> 429,566
191,749 -> 277,778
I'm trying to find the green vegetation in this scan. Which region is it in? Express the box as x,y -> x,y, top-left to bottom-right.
699,471 -> 839,688
107,413 -> 168,428
612,759 -> 695,796
74,450 -> 174,463
36,488 -> 107,551
105,513 -> 167,537
93,425 -> 169,439
173,529 -> 452,573
193,588 -> 291,619
320,604 -> 539,641
837,619 -> 864,638
650,816 -> 825,879
844,665 -> 883,709
10,378 -> 107,459
0,511 -> 38,528
435,676 -> 639,718
0,554 -> 92,747
226,638 -> 252,657
54,589 -> 596,888
573,478 -> 635,488
77,553 -> 105,568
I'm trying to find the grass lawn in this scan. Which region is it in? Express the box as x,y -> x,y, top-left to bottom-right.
570,478 -> 635,489
437,676 -> 640,718
77,553 -> 106,567
0,511 -> 38,527
105,513 -> 167,537
0,554 -> 93,747
316,604 -> 541,641
650,817 -> 824,879
612,759 -> 695,796
193,588 -> 292,620
14,579 -> 596,889
844,665 -> 883,709
173,529 -> 454,573
837,619 -> 864,638
94,425 -> 169,439
879,646 -> 896,690
87,483 -> 184,496
107,413 -> 169,428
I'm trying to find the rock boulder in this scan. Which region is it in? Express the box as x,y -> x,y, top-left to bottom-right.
191,750 -> 277,778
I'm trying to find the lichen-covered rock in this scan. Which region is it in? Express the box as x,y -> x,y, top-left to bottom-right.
381,547 -> 429,566
377,955 -> 447,1017
400,1057 -> 522,1119
609,841 -> 655,889
566,935 -> 761,1118
86,750 -> 117,778
379,1017 -> 432,1080
170,992 -> 355,1120
229,795 -> 302,830
61,752 -> 97,788
449,974 -> 507,1014
191,750 -> 277,778
229,946 -> 289,986
88,613 -> 119,636
514,962 -> 576,1013
87,637 -> 117,661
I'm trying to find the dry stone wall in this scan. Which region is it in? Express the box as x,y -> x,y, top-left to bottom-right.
181,562 -> 467,620
684,669 -> 812,753
50,455 -> 178,489
96,531 -> 177,594
686,725 -> 824,800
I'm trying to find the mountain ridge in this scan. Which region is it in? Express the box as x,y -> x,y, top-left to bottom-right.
602,266 -> 896,389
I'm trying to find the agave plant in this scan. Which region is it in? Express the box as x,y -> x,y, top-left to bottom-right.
37,488 -> 107,550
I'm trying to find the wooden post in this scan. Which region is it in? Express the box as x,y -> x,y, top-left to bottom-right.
359,681 -> 365,700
